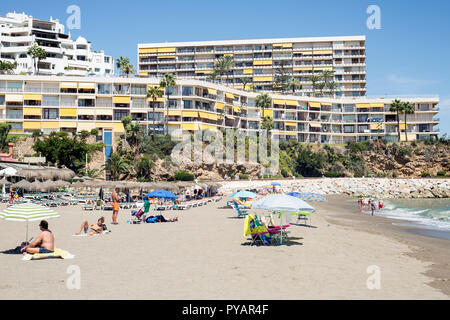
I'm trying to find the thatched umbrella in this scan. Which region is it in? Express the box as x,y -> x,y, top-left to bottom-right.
41,180 -> 57,191
54,180 -> 69,188
30,180 -> 44,192
16,169 -> 39,180
0,178 -> 12,186
13,180 -> 33,191
59,166 -> 76,180
37,169 -> 56,181
72,181 -> 85,189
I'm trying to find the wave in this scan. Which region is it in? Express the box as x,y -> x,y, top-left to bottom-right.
379,199 -> 450,231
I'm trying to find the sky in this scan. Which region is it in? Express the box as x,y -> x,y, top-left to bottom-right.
3,0 -> 450,135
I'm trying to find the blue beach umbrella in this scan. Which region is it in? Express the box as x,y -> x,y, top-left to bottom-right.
289,192 -> 328,202
271,182 -> 281,186
230,190 -> 258,199
145,190 -> 178,199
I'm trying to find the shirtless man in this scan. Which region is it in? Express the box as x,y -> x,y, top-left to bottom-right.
21,220 -> 55,254
112,187 -> 120,224
75,217 -> 104,236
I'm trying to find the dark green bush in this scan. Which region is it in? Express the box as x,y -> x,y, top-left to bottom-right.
175,170 -> 195,181
421,171 -> 431,177
239,173 -> 249,180
324,171 -> 345,178
436,170 -> 446,177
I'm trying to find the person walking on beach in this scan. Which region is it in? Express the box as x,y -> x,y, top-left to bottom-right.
370,199 -> 376,216
112,187 -> 120,225
378,199 -> 384,211
358,196 -> 363,212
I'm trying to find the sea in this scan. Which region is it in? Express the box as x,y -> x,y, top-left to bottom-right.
377,198 -> 450,239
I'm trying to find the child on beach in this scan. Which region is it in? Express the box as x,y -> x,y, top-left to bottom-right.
378,199 -> 384,211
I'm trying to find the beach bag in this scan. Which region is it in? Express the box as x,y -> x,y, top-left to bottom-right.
146,216 -> 159,223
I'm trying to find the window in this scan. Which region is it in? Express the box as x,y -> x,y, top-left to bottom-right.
183,100 -> 192,109
43,108 -> 59,119
182,86 -> 193,96
114,110 -> 129,121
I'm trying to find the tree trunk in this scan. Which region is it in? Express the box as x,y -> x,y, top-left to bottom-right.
152,102 -> 155,140
404,113 -> 408,142
397,111 -> 401,142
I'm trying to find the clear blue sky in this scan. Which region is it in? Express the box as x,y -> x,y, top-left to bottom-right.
3,0 -> 450,135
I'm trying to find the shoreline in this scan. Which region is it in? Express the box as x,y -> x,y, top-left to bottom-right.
314,195 -> 450,296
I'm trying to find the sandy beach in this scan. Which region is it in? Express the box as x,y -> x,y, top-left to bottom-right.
0,195 -> 448,300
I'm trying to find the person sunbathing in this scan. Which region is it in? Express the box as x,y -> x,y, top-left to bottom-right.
146,215 -> 178,223
21,220 -> 55,254
75,217 -> 105,236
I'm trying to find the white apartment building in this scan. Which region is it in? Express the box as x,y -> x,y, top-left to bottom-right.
138,36 -> 366,97
0,12 -> 114,76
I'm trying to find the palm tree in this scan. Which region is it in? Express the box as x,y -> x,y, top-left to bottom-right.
320,70 -> 334,88
402,102 -> 415,142
326,81 -> 340,97
255,93 -> 272,130
104,152 -> 131,180
390,99 -> 405,142
214,56 -> 234,85
159,73 -> 176,135
309,75 -> 321,97
261,116 -> 274,134
287,77 -> 301,94
147,86 -> 163,139
116,56 -> 135,77
208,71 -> 220,84
0,60 -> 17,74
274,61 -> 290,93
240,77 -> 252,91
27,43 -> 47,75
316,82 -> 326,97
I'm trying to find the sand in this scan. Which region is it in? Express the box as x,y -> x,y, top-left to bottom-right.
0,196 -> 448,300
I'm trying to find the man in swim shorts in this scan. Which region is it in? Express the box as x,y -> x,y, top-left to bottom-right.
75,217 -> 105,236
21,220 -> 55,254
112,187 -> 120,224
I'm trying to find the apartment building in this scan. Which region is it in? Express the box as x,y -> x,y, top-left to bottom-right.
0,12 -> 114,76
0,75 -> 439,158
138,36 -> 366,97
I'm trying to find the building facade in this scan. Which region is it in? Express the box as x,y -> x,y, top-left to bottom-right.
0,76 -> 439,150
0,12 -> 114,76
138,36 -> 366,97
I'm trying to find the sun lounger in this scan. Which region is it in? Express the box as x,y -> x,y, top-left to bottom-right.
83,203 -> 95,211
232,201 -> 248,218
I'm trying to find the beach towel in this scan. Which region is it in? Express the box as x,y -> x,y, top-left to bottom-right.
73,230 -> 111,237
22,248 -> 75,261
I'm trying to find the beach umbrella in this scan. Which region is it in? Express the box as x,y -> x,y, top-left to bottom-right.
288,192 -> 328,202
0,167 -> 17,177
270,182 -> 281,186
0,178 -> 12,186
99,187 -> 104,200
145,190 -> 178,199
12,179 -> 33,191
251,194 -> 315,244
0,203 -> 60,242
16,169 -> 39,179
72,181 -> 85,189
231,190 -> 258,199
29,180 -> 43,192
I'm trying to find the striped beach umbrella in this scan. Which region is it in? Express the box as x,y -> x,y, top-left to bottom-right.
0,203 -> 60,242
288,192 -> 328,202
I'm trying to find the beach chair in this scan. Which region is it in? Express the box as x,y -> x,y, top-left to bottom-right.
243,214 -> 272,246
83,203 -> 95,211
232,201 -> 248,218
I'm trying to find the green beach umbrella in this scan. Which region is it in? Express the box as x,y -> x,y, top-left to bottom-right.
0,203 -> 60,242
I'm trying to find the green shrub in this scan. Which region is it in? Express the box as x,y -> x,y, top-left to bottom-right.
421,171 -> 431,177
398,146 -> 412,157
90,128 -> 99,136
280,168 -> 289,178
376,172 -> 386,178
436,171 -> 446,177
324,171 -> 345,178
239,173 -> 249,180
175,170 -> 195,181
79,130 -> 90,140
